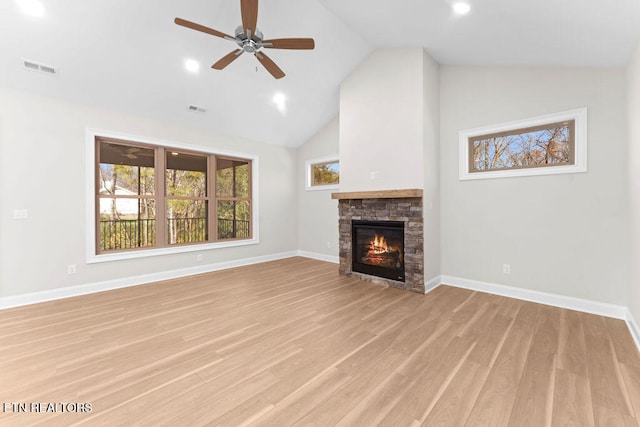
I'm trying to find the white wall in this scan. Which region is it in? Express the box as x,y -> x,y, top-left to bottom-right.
339,48 -> 425,192
422,51 -> 441,283
297,117 -> 339,259
628,41 -> 640,323
0,87 -> 298,298
440,67 -> 629,305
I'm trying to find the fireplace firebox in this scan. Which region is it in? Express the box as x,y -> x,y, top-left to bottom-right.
352,220 -> 405,282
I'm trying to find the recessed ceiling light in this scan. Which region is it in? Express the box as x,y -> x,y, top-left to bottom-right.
15,0 -> 45,17
273,92 -> 287,114
452,2 -> 471,15
184,59 -> 200,73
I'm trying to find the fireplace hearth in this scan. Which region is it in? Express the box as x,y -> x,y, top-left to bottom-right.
352,220 -> 405,282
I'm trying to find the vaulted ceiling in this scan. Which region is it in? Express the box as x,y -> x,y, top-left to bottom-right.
1,0 -> 639,147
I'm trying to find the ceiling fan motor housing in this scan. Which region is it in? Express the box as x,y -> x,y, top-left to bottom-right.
235,26 -> 264,53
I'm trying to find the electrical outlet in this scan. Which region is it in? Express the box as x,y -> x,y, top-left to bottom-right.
326,241 -> 331,248
369,170 -> 380,180
67,264 -> 77,275
196,254 -> 203,262
503,264 -> 511,275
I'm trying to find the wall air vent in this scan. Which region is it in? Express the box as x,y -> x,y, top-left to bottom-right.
187,105 -> 207,113
22,59 -> 57,76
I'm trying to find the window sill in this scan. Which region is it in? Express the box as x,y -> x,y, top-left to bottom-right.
87,238 -> 259,264
305,184 -> 339,192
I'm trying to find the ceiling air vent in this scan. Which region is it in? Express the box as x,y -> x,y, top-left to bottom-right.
22,59 -> 57,76
187,105 -> 207,113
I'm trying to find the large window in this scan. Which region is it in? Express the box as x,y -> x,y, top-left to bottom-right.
459,108 -> 587,180
95,136 -> 253,254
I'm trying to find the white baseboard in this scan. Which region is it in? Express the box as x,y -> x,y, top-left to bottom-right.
424,275 -> 442,294
0,251 -> 297,310
441,275 -> 628,320
626,309 -> 640,351
297,250 -> 339,264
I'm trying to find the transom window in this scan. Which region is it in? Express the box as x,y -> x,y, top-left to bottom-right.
470,120 -> 575,172
96,137 -> 252,254
305,156 -> 339,190
459,108 -> 587,180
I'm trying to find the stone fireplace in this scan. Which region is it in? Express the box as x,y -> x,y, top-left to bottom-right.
333,190 -> 424,293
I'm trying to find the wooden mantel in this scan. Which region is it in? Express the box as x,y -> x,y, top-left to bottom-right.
331,189 -> 423,200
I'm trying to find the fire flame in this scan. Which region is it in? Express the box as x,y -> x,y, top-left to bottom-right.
368,234 -> 390,254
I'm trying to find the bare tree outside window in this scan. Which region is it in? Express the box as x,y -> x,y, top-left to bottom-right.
459,108 -> 587,181
470,120 -> 575,173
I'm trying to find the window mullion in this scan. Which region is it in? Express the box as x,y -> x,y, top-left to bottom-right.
210,155 -> 218,242
155,146 -> 167,247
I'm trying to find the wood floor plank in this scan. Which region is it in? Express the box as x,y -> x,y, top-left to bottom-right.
507,304 -> 560,427
620,363 -> 640,420
605,317 -> 640,368
292,349 -> 405,425
582,312 -> 636,417
334,372 -> 414,427
421,359 -> 490,425
250,368 -> 352,426
379,335 -> 477,425
551,368 -> 595,427
0,257 -> 638,426
464,303 -> 538,426
557,308 -> 588,376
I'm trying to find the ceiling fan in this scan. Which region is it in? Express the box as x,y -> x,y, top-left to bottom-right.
174,0 -> 315,79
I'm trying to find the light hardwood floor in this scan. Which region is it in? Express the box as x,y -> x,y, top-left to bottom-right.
1,257 -> 639,426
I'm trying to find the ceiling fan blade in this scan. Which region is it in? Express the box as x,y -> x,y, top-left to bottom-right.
240,0 -> 259,37
174,18 -> 233,40
212,50 -> 244,70
262,38 -> 315,50
255,52 -> 285,79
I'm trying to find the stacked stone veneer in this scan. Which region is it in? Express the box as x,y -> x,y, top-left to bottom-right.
338,197 -> 424,293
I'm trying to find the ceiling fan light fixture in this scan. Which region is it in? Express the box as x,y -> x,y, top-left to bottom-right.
273,92 -> 287,113
184,59 -> 200,73
452,2 -> 471,15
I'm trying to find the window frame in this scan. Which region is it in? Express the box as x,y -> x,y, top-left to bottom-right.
459,107 -> 587,180
214,155 -> 253,241
305,155 -> 340,191
86,129 -> 259,264
164,148 -> 211,246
